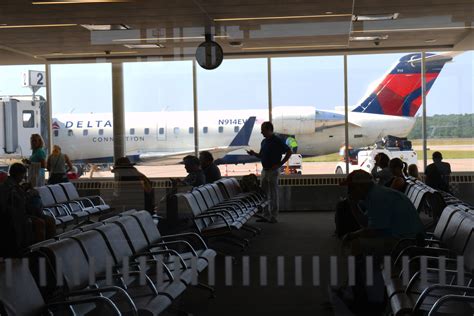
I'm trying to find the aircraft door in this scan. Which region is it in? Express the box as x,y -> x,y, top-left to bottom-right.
156,123 -> 167,141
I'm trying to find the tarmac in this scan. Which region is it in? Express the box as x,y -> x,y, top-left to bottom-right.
85,158 -> 474,179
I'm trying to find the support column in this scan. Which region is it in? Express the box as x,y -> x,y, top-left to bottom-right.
267,57 -> 273,122
344,55 -> 350,174
112,62 -> 125,161
421,52 -> 428,171
192,60 -> 199,157
45,63 -> 53,153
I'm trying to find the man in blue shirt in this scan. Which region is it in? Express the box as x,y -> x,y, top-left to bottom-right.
247,121 -> 292,223
342,170 -> 424,256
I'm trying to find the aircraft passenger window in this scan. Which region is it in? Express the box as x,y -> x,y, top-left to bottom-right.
234,126 -> 240,133
173,127 -> 180,134
83,130 -> 88,136
218,126 -> 224,133
144,128 -> 149,135
22,110 -> 35,128
68,130 -> 74,137
189,127 -> 194,134
159,128 -> 164,135
53,130 -> 58,137
203,127 -> 208,134
99,129 -> 104,136
130,128 -> 135,135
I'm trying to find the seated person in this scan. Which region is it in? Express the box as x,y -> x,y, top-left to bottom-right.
0,163 -> 55,257
370,153 -> 392,185
407,164 -> 421,180
172,155 -> 205,187
387,158 -> 408,192
342,170 -> 424,256
199,151 -> 221,183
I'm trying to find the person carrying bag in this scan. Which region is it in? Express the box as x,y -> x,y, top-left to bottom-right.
47,145 -> 73,185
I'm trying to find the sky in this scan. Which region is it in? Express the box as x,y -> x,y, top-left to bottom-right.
0,51 -> 472,116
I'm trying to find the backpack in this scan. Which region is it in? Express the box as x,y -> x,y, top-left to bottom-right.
334,198 -> 362,239
240,174 -> 260,193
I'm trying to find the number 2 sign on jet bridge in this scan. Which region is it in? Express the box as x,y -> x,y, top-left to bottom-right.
22,70 -> 46,88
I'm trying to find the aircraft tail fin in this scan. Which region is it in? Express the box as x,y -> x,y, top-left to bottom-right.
229,116 -> 256,147
352,53 -> 452,117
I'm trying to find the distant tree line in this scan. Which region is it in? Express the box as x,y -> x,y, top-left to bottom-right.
408,114 -> 473,139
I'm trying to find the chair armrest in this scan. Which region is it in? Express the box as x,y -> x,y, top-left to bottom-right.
150,240 -> 198,257
395,246 -> 454,266
413,284 -> 474,313
162,232 -> 209,249
66,285 -> 137,314
47,296 -> 123,315
195,213 -> 231,228
132,249 -> 188,269
428,295 -> 474,316
204,209 -> 236,221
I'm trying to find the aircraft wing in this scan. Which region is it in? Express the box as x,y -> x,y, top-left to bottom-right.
137,116 -> 256,165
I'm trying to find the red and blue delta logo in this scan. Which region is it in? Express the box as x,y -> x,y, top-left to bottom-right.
52,121 -> 60,130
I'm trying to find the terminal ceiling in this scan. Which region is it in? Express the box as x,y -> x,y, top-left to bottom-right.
0,0 -> 472,65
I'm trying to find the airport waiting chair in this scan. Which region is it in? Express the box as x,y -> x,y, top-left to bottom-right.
388,229 -> 474,316
195,185 -> 261,236
40,236 -> 173,316
385,213 -> 474,299
36,186 -> 75,227
176,192 -> 249,250
71,229 -> 185,303
47,184 -> 94,219
0,259 -> 121,315
131,211 -> 216,266
59,182 -> 111,213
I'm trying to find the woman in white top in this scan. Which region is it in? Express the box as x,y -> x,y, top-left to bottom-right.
47,145 -> 73,184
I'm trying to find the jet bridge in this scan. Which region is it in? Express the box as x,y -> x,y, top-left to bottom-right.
0,96 -> 42,165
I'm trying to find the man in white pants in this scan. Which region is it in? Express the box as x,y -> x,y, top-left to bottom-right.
247,121 -> 292,223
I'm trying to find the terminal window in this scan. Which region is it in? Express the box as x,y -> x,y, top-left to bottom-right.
130,128 -> 135,135
99,129 -> 104,136
144,128 -> 149,135
189,127 -> 194,134
218,126 -> 224,133
203,127 -> 208,134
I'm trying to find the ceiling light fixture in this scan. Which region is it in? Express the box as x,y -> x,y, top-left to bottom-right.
352,25 -> 474,33
32,0 -> 131,4
124,43 -> 164,49
214,13 -> 352,22
81,24 -> 130,31
425,39 -> 437,43
113,35 -> 229,42
0,23 -> 77,29
36,51 -> 137,57
352,13 -> 399,22
349,35 -> 388,41
242,44 -> 347,51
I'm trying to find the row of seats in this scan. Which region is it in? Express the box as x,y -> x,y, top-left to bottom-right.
1,210 -> 216,315
404,177 -> 446,220
36,182 -> 111,228
175,178 -> 268,249
384,203 -> 474,315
